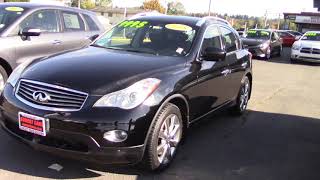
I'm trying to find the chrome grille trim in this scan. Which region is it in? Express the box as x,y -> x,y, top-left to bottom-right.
300,48 -> 320,54
15,79 -> 88,112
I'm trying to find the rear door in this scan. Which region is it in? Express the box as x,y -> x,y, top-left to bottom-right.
59,10 -> 89,51
11,9 -> 63,64
82,13 -> 102,39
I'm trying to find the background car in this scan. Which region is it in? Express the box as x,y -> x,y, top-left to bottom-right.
277,30 -> 296,47
291,31 -> 320,63
287,30 -> 303,39
0,3 -> 104,91
242,29 -> 282,60
0,16 -> 252,171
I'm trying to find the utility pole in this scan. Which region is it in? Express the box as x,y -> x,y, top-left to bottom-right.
208,0 -> 212,16
264,10 -> 268,28
78,0 -> 81,9
277,13 -> 281,30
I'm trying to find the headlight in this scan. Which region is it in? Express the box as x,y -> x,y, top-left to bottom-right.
7,60 -> 32,87
292,43 -> 301,50
259,43 -> 269,49
93,78 -> 161,109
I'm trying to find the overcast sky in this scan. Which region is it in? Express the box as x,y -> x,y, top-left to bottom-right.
112,0 -> 316,17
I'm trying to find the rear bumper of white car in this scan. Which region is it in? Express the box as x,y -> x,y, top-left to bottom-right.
291,49 -> 320,63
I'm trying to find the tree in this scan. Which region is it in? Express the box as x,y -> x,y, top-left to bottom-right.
96,0 -> 112,7
71,0 -> 96,9
4,0 -> 29,2
167,1 -> 185,15
143,0 -> 165,13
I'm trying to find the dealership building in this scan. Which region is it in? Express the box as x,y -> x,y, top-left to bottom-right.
283,0 -> 320,32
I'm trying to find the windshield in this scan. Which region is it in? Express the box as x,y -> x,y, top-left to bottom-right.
301,32 -> 320,41
245,30 -> 270,40
0,6 -> 27,33
94,20 -> 198,57
289,31 -> 302,36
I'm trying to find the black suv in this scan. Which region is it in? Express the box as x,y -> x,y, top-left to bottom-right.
0,3 -> 104,91
0,15 -> 252,170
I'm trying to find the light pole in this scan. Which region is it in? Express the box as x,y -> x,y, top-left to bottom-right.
78,0 -> 81,9
208,0 -> 212,16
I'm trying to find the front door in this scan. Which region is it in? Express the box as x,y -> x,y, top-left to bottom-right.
188,25 -> 230,120
13,9 -> 63,64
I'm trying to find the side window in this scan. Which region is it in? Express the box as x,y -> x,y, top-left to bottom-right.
220,27 -> 238,52
62,11 -> 85,32
272,32 -> 277,41
20,10 -> 59,33
201,26 -> 221,55
83,14 -> 99,31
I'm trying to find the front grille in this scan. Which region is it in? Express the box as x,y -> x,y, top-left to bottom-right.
300,48 -> 320,54
15,79 -> 88,111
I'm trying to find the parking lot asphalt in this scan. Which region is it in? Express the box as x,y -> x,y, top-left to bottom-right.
0,48 -> 319,180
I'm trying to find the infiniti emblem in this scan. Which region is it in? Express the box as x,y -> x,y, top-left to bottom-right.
32,91 -> 50,102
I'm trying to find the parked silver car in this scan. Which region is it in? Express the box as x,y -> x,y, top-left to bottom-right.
0,3 -> 104,90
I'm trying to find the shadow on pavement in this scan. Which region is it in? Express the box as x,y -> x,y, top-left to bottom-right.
1,109 -> 320,180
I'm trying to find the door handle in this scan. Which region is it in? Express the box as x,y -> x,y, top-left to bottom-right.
52,40 -> 62,45
221,69 -> 231,76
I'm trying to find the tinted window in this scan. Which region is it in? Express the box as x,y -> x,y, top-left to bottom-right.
301,32 -> 320,41
201,25 -> 221,54
62,11 -> 85,31
83,14 -> 99,31
0,6 -> 28,33
20,9 -> 59,33
246,30 -> 270,40
278,32 -> 292,37
95,20 -> 198,57
221,27 -> 238,52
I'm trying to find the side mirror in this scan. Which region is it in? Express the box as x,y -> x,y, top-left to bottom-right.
20,27 -> 41,37
89,34 -> 99,42
201,47 -> 226,61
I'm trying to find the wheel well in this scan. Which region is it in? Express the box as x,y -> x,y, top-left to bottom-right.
169,97 -> 189,129
0,58 -> 13,76
246,73 -> 252,99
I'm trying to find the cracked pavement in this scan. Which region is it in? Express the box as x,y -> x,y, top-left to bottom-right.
0,48 -> 319,180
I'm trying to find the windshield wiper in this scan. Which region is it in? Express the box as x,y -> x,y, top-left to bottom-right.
90,44 -> 107,49
121,49 -> 157,55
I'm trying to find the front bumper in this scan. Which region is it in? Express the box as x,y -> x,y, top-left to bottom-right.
248,46 -> 267,58
291,49 -> 320,63
0,84 -> 159,164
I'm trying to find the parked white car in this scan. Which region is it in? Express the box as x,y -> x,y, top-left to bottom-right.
291,31 -> 320,63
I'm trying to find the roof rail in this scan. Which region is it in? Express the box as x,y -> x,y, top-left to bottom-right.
201,16 -> 231,26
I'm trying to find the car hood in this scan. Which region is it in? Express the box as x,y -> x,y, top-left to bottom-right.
299,40 -> 320,49
242,38 -> 269,46
21,46 -> 186,95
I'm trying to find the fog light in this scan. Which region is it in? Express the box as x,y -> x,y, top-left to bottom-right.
103,130 -> 128,142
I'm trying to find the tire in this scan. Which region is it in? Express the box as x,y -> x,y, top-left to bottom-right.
231,76 -> 251,115
143,103 -> 183,171
264,46 -> 271,60
290,58 -> 296,64
0,65 -> 8,92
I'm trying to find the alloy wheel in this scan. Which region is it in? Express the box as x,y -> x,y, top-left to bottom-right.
0,73 -> 5,92
157,114 -> 182,165
239,80 -> 250,111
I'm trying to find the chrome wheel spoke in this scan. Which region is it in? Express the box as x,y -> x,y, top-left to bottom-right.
158,144 -> 169,163
169,124 -> 180,138
169,139 -> 179,147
